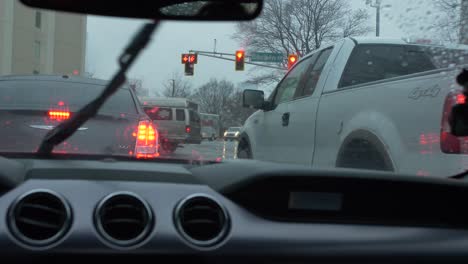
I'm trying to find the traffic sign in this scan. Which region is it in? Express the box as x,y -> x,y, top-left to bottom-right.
181,54 -> 198,64
250,52 -> 284,63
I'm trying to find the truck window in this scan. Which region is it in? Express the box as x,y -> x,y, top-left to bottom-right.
272,55 -> 316,106
339,44 -> 436,88
144,107 -> 173,121
176,109 -> 186,121
301,48 -> 333,97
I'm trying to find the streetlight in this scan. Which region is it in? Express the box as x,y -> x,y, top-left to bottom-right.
366,0 -> 392,37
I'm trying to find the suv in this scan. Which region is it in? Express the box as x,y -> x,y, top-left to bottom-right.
139,97 -> 202,154
0,75 -> 158,158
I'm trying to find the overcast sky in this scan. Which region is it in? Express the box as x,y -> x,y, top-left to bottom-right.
85,0 -> 433,95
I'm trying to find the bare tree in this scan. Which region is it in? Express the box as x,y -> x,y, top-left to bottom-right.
128,78 -> 149,97
191,79 -> 234,116
428,0 -> 463,43
245,70 -> 284,86
161,72 -> 193,98
234,0 -> 370,56
222,89 -> 257,128
233,0 -> 370,85
191,79 -> 256,128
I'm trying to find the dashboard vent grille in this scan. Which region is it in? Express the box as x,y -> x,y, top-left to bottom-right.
175,195 -> 229,247
9,190 -> 71,247
95,193 -> 153,247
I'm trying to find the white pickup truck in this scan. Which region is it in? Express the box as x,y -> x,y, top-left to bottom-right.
239,37 -> 468,177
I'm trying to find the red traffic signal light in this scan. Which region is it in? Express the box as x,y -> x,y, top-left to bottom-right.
181,54 -> 198,64
235,50 -> 245,71
288,54 -> 298,70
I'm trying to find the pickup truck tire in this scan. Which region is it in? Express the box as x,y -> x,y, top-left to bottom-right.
336,131 -> 394,172
237,137 -> 252,159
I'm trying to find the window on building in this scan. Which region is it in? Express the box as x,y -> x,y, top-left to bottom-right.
34,41 -> 41,61
35,11 -> 42,29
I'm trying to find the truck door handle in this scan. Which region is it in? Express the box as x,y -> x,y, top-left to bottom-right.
282,112 -> 290,127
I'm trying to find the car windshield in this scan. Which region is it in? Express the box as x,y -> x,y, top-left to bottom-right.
2,0 -> 468,177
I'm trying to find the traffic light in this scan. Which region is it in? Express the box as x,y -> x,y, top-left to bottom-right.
182,53 -> 197,76
185,62 -> 194,76
181,54 -> 198,64
235,50 -> 245,71
288,54 -> 298,70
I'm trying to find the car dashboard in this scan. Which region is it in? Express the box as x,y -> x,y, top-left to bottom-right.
1,156 -> 468,263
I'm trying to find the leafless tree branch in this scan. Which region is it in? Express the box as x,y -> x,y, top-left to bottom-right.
233,0 -> 371,85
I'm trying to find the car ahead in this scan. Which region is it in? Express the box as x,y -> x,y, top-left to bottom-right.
224,127 -> 242,141
139,97 -> 202,154
0,75 -> 158,158
239,37 -> 468,176
200,113 -> 221,141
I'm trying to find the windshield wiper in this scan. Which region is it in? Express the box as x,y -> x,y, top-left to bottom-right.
37,21 -> 159,156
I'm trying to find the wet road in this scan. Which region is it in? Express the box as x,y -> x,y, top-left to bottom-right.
161,139 -> 239,161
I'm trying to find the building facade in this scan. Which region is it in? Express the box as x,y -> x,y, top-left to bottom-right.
0,0 -> 86,76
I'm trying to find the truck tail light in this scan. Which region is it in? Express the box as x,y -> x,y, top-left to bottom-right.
186,125 -> 191,134
135,120 -> 159,159
441,90 -> 468,154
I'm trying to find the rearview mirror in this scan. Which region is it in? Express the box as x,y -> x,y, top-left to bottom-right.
243,89 -> 265,110
20,0 -> 263,21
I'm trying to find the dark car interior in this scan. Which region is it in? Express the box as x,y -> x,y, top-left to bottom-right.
1,155 -> 468,263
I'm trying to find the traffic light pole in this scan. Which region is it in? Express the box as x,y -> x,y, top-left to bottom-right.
189,50 -> 286,70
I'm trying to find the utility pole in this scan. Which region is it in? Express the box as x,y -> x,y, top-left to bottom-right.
376,1 -> 380,37
366,0 -> 391,37
171,79 -> 176,97
461,0 -> 468,44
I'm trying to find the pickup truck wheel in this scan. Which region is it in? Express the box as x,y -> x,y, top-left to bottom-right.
336,139 -> 393,172
237,139 -> 252,159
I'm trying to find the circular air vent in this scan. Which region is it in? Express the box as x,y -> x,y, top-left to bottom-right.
8,190 -> 72,247
95,192 -> 153,247
175,194 -> 230,247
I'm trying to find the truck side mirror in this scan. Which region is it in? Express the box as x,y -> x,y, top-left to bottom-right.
243,89 -> 265,110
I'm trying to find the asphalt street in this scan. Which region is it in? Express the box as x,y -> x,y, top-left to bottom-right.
161,139 -> 239,161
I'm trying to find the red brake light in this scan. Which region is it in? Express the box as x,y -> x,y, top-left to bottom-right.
48,111 -> 70,120
441,90 -> 468,154
135,120 -> 159,159
186,126 -> 191,134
